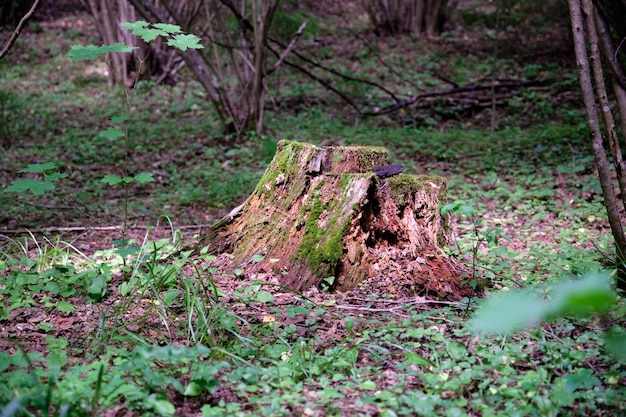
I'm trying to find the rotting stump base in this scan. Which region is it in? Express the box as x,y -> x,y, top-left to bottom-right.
191,140 -> 477,300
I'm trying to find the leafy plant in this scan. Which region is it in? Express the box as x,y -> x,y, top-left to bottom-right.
0,236 -> 111,317
2,6 -> 625,416
3,22 -> 202,249
441,198 -> 510,292
3,162 -> 68,196
471,270 -> 625,360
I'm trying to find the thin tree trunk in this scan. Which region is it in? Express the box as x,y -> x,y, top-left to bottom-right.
249,0 -> 277,133
568,0 -> 626,256
424,0 -> 441,38
614,80 -> 626,139
582,0 -> 626,205
363,0 -> 454,36
594,9 -> 626,91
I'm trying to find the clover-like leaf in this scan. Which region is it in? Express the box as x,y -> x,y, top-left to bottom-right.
167,34 -> 203,51
87,274 -> 107,302
358,380 -> 377,390
184,381 -> 203,397
55,301 -> 76,312
441,200 -> 475,217
405,351 -> 435,367
147,397 -> 175,417
254,291 -> 275,303
111,114 -> 127,123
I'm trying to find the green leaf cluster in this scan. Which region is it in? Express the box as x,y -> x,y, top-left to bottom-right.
101,172 -> 154,186
67,21 -> 202,64
122,21 -> 203,50
0,262 -> 112,317
3,162 -> 67,196
67,43 -> 136,61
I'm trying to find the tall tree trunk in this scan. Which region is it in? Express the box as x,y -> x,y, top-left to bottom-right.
568,0 -> 626,289
86,0 -> 183,87
128,0 -> 279,136
248,0 -> 277,133
87,0 -> 138,86
363,0 -> 458,37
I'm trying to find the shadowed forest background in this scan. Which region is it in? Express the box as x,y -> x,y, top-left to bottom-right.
1,0 -> 580,230
0,0 -> 625,416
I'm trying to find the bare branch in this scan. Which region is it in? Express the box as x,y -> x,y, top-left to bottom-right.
213,3 -> 401,104
594,8 -> 626,90
0,0 -> 42,61
272,52 -> 363,114
267,21 -> 307,75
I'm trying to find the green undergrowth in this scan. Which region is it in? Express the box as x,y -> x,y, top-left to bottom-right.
3,75 -> 620,415
0,73 -> 272,225
0,232 -> 624,416
1,6 -> 624,416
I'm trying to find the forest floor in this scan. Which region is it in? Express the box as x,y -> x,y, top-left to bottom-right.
1,2 -> 625,416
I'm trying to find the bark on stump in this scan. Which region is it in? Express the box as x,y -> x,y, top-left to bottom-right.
194,140 -> 475,300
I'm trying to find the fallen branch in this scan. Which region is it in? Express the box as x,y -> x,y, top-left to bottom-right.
336,297 -> 468,308
362,78 -> 560,116
340,296 -> 467,306
0,223 -> 215,234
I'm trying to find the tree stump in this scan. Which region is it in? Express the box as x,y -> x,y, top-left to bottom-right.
194,140 -> 475,300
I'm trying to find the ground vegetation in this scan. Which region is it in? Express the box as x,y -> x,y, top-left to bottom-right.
0,1 -> 624,416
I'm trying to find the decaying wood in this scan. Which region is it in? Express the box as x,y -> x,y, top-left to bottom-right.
193,140 -> 475,300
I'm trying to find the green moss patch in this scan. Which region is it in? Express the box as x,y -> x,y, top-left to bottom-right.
386,174 -> 447,207
296,174 -> 369,278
